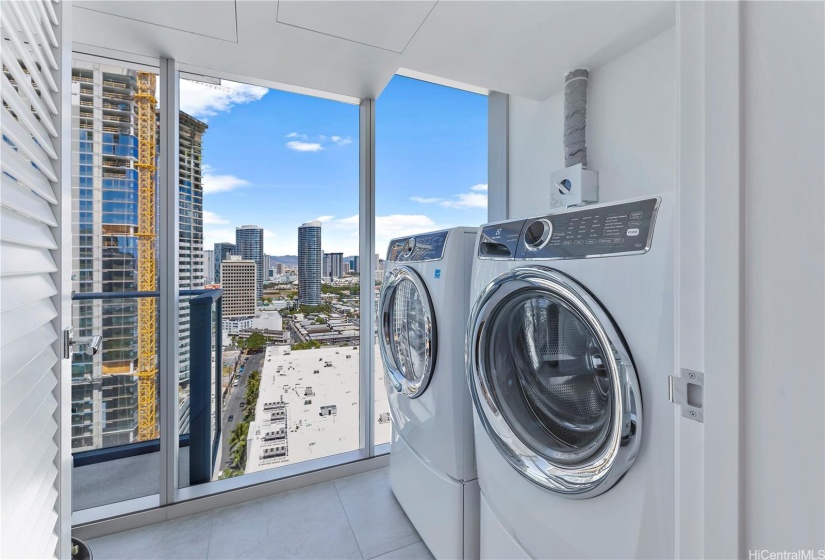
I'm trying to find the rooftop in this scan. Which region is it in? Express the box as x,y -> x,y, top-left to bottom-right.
246,344 -> 391,474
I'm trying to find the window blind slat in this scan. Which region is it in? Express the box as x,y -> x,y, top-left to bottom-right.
1,347 -> 58,424
1,244 -> 57,277
0,324 -> 56,384
0,207 -> 58,250
0,73 -> 57,158
0,175 -> 58,226
0,299 -> 57,349
1,141 -> 57,202
1,104 -> 57,181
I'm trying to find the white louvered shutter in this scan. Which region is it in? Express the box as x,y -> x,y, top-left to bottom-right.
1,1 -> 67,559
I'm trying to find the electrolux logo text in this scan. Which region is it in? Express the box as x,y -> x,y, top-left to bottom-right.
749,550 -> 825,560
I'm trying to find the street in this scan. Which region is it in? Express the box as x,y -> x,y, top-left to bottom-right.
218,351 -> 264,473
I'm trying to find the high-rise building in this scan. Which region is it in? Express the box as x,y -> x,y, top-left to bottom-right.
178,114 -> 208,386
298,221 -> 323,305
71,63 -> 140,450
69,62 -> 206,450
214,242 -> 236,283
221,256 -> 257,318
236,225 -> 264,301
263,254 -> 271,282
323,253 -> 332,279
276,263 -> 285,275
203,250 -> 215,284
328,252 -> 344,279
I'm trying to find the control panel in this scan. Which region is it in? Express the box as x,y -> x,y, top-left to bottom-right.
477,198 -> 660,259
387,230 -> 450,262
515,197 -> 660,259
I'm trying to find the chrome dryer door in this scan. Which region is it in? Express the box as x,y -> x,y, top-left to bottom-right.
379,266 -> 437,398
468,266 -> 641,498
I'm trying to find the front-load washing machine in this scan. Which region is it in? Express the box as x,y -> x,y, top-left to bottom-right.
379,227 -> 479,560
467,196 -> 675,559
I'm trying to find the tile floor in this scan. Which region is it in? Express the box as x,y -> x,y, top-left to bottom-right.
86,467 -> 435,560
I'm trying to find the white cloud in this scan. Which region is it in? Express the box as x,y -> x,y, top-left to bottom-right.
410,184 -> 488,209
180,79 -> 267,119
410,196 -> 443,204
202,167 -> 249,194
315,215 -> 335,223
285,133 -> 352,152
440,192 -> 488,209
203,210 -> 229,225
286,141 -> 324,152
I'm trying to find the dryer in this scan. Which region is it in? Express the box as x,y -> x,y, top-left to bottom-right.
467,197 -> 676,559
379,227 -> 479,560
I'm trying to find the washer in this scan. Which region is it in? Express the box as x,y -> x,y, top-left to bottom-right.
467,196 -> 676,559
379,227 -> 479,560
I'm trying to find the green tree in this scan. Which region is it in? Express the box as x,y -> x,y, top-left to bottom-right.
245,332 -> 267,352
292,340 -> 321,351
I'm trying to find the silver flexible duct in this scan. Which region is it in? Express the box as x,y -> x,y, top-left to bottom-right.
563,69 -> 589,168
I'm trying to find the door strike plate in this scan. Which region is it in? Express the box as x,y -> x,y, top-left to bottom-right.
669,369 -> 704,423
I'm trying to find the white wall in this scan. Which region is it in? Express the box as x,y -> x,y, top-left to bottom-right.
741,1 -> 825,552
508,27 -> 676,218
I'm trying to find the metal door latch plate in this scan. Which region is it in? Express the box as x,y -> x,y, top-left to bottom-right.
669,369 -> 704,423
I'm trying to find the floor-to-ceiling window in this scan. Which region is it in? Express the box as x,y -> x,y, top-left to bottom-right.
68,60 -> 489,520
374,75 -> 488,446
180,75 -> 362,484
69,58 -> 162,512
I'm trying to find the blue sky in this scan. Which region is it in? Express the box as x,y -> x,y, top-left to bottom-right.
187,75 -> 487,257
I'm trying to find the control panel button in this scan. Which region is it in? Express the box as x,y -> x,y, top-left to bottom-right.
628,220 -> 641,226
586,239 -> 597,245
630,211 -> 643,220
626,228 -> 640,237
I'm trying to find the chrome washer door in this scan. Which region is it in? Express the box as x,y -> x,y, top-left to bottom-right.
467,266 -> 641,498
380,266 -> 437,398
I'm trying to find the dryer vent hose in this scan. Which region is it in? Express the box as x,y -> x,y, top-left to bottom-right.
564,69 -> 589,168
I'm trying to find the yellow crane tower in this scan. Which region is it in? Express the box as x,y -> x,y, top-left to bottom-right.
134,72 -> 158,441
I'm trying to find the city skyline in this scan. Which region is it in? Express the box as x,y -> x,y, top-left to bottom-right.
182,75 -> 488,258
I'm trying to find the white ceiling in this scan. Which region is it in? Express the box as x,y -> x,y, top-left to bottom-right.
275,1 -> 437,54
72,1 -> 675,101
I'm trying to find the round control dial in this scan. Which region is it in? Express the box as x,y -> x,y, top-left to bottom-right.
524,219 -> 553,251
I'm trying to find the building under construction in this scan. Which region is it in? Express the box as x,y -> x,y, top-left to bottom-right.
69,60 -> 207,451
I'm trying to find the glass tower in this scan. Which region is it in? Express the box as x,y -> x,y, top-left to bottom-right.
213,242 -> 236,283
298,221 -> 323,306
235,226 -> 264,301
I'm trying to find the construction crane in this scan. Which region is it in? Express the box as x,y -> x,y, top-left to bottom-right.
135,72 -> 158,441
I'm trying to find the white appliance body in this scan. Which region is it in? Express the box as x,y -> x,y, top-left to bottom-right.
379,227 -> 480,560
468,197 -> 675,559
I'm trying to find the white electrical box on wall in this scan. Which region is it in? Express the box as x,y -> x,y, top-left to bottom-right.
550,164 -> 599,209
